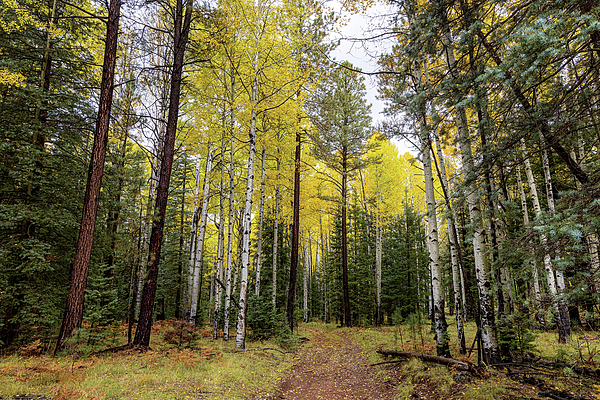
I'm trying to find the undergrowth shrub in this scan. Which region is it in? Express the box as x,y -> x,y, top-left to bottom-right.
59,321 -> 122,356
161,320 -> 201,347
247,295 -> 301,348
497,308 -> 536,361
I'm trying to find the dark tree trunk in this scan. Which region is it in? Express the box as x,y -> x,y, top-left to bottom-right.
133,0 -> 192,347
287,129 -> 301,331
341,146 -> 351,327
55,0 -> 121,354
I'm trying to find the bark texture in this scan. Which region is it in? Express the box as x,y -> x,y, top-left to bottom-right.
55,0 -> 121,353
133,0 -> 192,347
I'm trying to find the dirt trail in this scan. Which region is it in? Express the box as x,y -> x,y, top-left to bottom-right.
262,328 -> 394,400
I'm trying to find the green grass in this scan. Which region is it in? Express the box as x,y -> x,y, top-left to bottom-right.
2,319 -> 599,399
344,319 -> 600,399
0,322 -> 295,400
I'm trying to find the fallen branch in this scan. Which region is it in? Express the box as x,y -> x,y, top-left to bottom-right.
377,349 -> 475,373
370,359 -> 407,367
523,354 -> 600,378
538,389 -> 582,400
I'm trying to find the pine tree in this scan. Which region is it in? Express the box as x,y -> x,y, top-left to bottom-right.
307,61 -> 373,327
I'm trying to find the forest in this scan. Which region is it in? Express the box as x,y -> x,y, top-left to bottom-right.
1,0 -> 600,385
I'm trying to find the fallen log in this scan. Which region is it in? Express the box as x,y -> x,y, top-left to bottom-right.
523,354 -> 600,378
376,349 -> 474,373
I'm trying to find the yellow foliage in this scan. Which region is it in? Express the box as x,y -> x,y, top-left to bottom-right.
0,69 -> 26,87
0,0 -> 35,33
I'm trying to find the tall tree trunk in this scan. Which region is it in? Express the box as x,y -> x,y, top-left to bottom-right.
189,149 -> 213,325
539,134 -> 571,340
515,161 -> 544,327
375,205 -> 382,327
287,128 -> 302,330
438,8 -> 500,364
222,142 -> 237,341
520,139 -> 569,342
477,105 -> 505,317
175,157 -> 187,320
224,61 -> 237,341
133,0 -> 192,347
235,73 -> 258,349
432,125 -> 466,353
213,102 -> 228,339
421,128 -> 449,357
255,147 -> 267,296
414,59 -> 450,357
341,146 -> 351,327
186,157 -> 202,320
303,238 -> 309,323
272,156 -> 280,307
55,0 -> 121,353
425,59 -> 466,352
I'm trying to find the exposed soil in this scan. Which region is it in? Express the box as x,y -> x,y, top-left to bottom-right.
261,328 -> 395,400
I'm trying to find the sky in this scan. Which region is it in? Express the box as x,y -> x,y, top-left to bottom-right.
328,1 -> 417,156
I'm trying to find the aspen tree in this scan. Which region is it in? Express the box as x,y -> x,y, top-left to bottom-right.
255,147 -> 267,296
185,157 -> 202,319
436,3 -> 500,364
515,160 -> 543,322
189,149 -> 213,325
411,52 -> 450,356
272,156 -> 281,307
520,138 -> 570,342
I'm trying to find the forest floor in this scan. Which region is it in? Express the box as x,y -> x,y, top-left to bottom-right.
1,322 -> 600,399
261,324 -> 600,400
261,326 -> 395,399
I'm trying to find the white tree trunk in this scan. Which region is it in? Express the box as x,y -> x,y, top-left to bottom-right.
440,19 -> 499,363
185,157 -> 201,321
235,76 -> 258,349
272,157 -> 280,307
520,139 -> 568,341
213,128 -> 227,340
433,124 -> 465,352
515,162 -> 542,304
255,147 -> 267,296
189,150 -> 213,325
223,115 -> 237,342
538,134 -> 571,340
413,57 -> 448,356
422,132 -> 448,356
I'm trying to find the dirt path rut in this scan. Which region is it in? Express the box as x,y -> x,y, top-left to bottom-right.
262,328 -> 394,400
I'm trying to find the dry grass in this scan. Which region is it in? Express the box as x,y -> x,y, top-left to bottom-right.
2,319 -> 600,399
345,319 -> 600,399
0,321 -> 294,400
